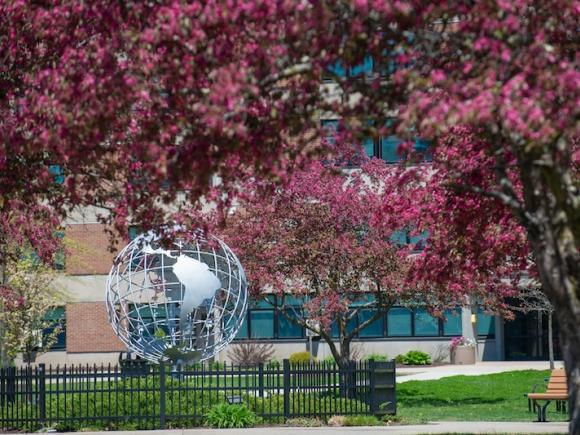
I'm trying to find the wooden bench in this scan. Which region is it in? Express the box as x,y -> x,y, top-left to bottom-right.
527,368 -> 569,422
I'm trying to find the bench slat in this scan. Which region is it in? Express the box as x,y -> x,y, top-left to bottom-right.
528,392 -> 569,400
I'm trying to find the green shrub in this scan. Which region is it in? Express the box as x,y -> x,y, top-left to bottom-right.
323,355 -> 336,364
289,351 -> 315,364
3,375 -> 369,431
5,376 -> 225,431
401,350 -> 431,365
344,414 -> 384,426
205,403 -> 258,428
395,354 -> 405,364
362,353 -> 389,362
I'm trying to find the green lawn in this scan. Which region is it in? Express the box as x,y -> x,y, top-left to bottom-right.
397,370 -> 569,422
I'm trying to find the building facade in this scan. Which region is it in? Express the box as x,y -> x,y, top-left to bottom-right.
20,213 -> 558,367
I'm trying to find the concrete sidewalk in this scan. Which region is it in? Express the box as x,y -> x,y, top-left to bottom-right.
397,361 -> 564,383
56,422 -> 569,434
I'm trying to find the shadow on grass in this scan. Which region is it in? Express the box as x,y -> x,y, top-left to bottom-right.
398,388 -> 505,407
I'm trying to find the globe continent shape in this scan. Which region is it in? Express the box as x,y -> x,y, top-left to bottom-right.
106,232 -> 248,364
172,254 -> 222,322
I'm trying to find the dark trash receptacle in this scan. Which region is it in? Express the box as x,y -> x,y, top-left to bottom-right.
368,360 -> 396,416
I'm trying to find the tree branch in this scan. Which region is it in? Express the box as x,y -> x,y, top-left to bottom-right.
447,182 -> 539,229
259,62 -> 313,88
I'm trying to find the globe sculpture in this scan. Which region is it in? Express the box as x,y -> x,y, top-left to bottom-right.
105,230 -> 248,364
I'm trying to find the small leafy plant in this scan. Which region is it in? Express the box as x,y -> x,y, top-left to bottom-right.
205,403 -> 258,428
323,355 -> 336,364
344,414 -> 384,426
400,350 -> 431,365
362,353 -> 389,362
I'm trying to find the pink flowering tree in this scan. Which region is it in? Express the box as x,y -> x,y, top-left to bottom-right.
2,1 -> 579,429
0,1 -> 420,240
0,205 -> 63,367
218,160 -> 418,368
393,2 -> 580,427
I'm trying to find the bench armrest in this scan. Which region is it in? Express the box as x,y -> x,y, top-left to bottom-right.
525,384 -> 540,396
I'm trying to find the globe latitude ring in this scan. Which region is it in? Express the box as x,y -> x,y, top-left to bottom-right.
105,231 -> 248,364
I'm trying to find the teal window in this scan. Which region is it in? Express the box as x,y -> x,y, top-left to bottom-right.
54,231 -> 66,270
379,135 -> 432,164
380,135 -> 403,163
477,308 -> 495,337
327,55 -> 374,78
363,137 -> 375,157
321,119 -> 339,145
331,320 -> 339,338
235,315 -> 248,340
349,56 -> 374,76
443,309 -> 462,336
358,309 -> 384,338
128,304 -> 169,339
414,138 -> 433,162
409,230 -> 429,252
390,229 -> 409,246
327,60 -> 346,78
322,120 -> 434,165
250,310 -> 274,339
49,165 -> 65,185
43,307 -> 66,351
128,226 -> 140,241
347,313 -> 358,335
390,229 -> 428,252
278,310 -> 303,338
414,308 -> 439,336
331,313 -> 357,338
387,307 -> 412,336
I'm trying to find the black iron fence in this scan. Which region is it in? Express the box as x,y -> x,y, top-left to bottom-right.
0,360 -> 395,431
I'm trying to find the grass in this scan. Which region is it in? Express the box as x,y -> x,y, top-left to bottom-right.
397,370 -> 569,422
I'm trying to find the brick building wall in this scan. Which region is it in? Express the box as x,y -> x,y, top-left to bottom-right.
66,302 -> 126,353
65,223 -> 118,275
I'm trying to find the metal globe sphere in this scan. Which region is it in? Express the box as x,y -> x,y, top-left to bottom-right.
105,231 -> 248,364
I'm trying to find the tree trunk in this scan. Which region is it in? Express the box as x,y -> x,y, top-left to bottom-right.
338,339 -> 351,369
527,237 -> 579,434
337,339 -> 356,398
519,154 -> 580,434
0,233 -> 10,369
548,312 -> 555,371
554,306 -> 579,431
